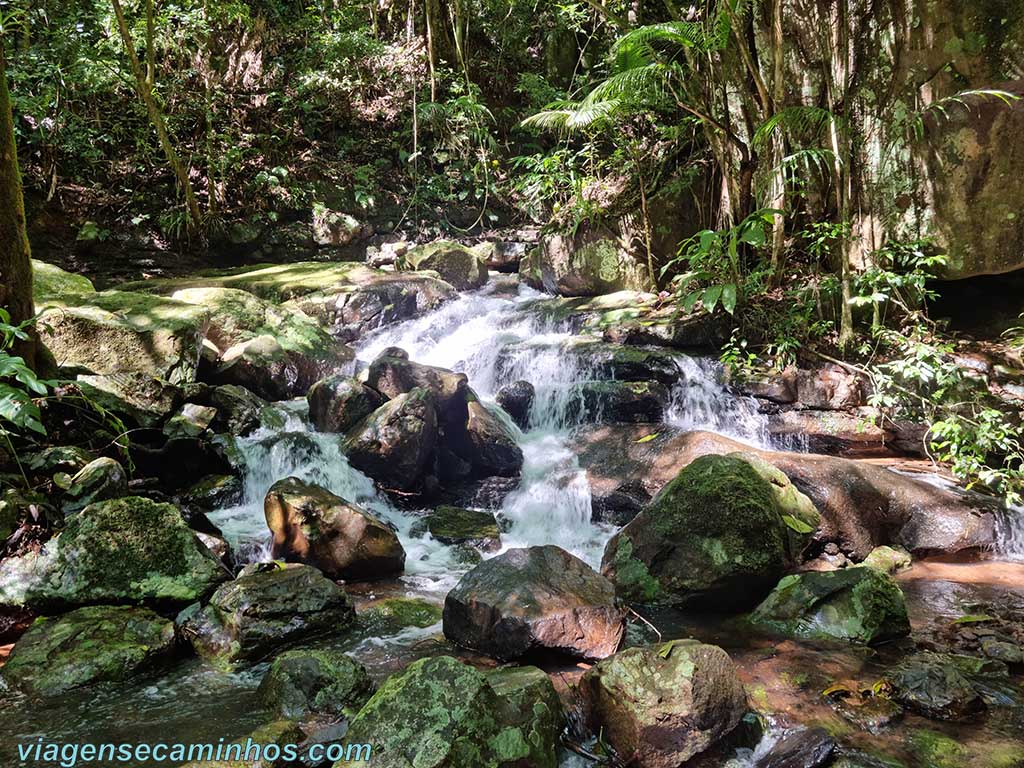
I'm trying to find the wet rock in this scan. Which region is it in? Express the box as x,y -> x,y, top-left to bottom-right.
208,384 -> 269,436
343,388 -> 439,492
179,719 -> 306,768
0,496 -> 228,611
569,380 -> 669,423
195,531 -> 233,567
402,240 -> 488,290
591,480 -> 650,526
861,545 -> 912,575
178,562 -> 355,667
365,350 -> 469,422
264,477 -> 405,580
2,606 -> 176,698
750,568 -> 911,646
62,457 -> 128,514
75,372 -> 184,428
884,652 -> 994,720
465,401 -> 523,476
480,240 -> 528,273
574,428 -> 998,560
163,403 -> 217,439
500,338 -> 681,387
904,728 -> 968,768
485,665 -> 564,761
358,597 -> 443,634
212,333 -> 351,401
601,454 -> 818,608
766,409 -> 894,459
179,474 -> 243,513
979,638 -> 1024,666
332,655 -> 561,768
581,640 -> 747,768
418,505 -> 501,550
307,375 -> 385,433
258,649 -> 374,719
37,289 -> 209,384
754,727 -> 837,768
830,692 -> 904,733
496,380 -> 534,430
443,545 -> 626,661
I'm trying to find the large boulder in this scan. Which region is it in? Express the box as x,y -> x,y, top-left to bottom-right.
178,563 -> 355,667
73,372 -> 184,428
264,477 -> 405,580
581,640 -> 747,768
750,567 -> 911,645
465,401 -> 523,477
307,375 -> 385,433
495,380 -> 534,430
568,380 -> 669,424
258,649 -> 375,719
0,496 -> 229,611
343,388 -> 438,492
402,240 -> 489,290
332,656 -> 561,768
37,289 -> 209,384
575,428 -> 998,559
521,229 -> 653,297
32,259 -> 95,298
212,334 -> 350,401
600,454 -> 818,608
1,605 -> 176,697
443,545 -> 626,661
365,349 -> 469,423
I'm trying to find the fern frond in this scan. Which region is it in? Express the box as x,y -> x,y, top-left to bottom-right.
587,64 -> 673,105
754,106 -> 839,146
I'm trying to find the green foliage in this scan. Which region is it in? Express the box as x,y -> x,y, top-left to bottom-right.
0,310 -> 50,437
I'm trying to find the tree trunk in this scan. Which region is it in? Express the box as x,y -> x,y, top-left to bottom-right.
0,41 -> 36,369
111,0 -> 203,234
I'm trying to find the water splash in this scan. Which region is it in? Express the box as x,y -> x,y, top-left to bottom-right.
665,355 -> 770,447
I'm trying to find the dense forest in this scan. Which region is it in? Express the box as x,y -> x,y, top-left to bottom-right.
0,2 -> 1023,767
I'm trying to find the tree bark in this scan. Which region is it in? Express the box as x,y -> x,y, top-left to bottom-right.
0,40 -> 36,369
111,0 -> 203,234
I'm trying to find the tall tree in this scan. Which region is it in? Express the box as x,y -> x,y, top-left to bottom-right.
0,34 -> 36,369
110,0 -> 203,233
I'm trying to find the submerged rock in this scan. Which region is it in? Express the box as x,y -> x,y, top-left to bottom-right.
581,640 -> 747,768
0,496 -> 228,611
418,505 -> 501,551
402,240 -> 488,290
264,477 -> 405,580
601,454 -> 818,608
258,649 -> 375,719
308,375 -> 385,433
332,655 -> 561,768
178,563 -> 355,667
754,727 -> 838,768
568,380 -> 669,423
750,567 -> 911,645
179,719 -> 306,768
884,652 -> 998,720
443,545 -> 626,661
2,605 -> 176,697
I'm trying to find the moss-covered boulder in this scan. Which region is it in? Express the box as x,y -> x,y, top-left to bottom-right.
264,477 -> 405,580
884,652 -> 1003,721
308,375 -> 385,433
600,454 -> 819,608
2,605 -> 176,697
358,597 -> 443,634
61,457 -> 128,514
420,506 -> 501,551
581,640 -> 747,768
32,259 -> 95,299
36,289 -> 210,384
750,567 -> 911,645
524,230 -> 653,297
177,563 -> 355,668
402,240 -> 488,290
332,656 -> 561,768
258,649 -> 375,719
444,545 -> 626,661
0,496 -> 229,611
861,545 -> 913,574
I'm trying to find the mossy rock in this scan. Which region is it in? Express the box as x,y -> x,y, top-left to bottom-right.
883,652 -> 1005,720
750,567 -> 911,646
424,506 -> 501,549
178,720 -> 305,768
601,454 -> 818,609
359,597 -> 443,634
402,240 -> 488,290
0,496 -> 229,611
2,605 -> 176,697
905,728 -> 968,768
332,655 -> 560,768
861,545 -> 913,574
258,649 -> 375,719
32,259 -> 95,299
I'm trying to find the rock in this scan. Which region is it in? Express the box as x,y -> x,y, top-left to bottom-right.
307,375 -> 385,433
568,380 -> 669,423
731,367 -> 799,404
443,545 -> 626,661
312,208 -> 366,247
258,649 -> 375,719
213,334 -> 351,401
163,403 -> 217,439
573,428 -> 998,559
499,339 -> 680,387
480,240 -> 528,273
581,640 -> 747,768
32,259 -> 96,298
75,372 -> 184,428
358,597 -> 443,634
522,229 -> 653,296
861,545 -> 912,574
420,506 -> 501,550
365,350 -> 469,420
0,489 -> 52,541
62,457 -> 128,514
465,401 -> 523,476
1,605 -> 176,697
484,665 -> 564,761
178,563 -> 355,667
208,384 -> 269,436
0,496 -> 228,611
884,652 -> 992,720
195,531 -> 233,566
830,692 -> 904,733
179,474 -> 243,512
766,409 -> 894,459
343,388 -> 438,492
264,477 -> 405,580
750,567 -> 911,645
496,380 -> 534,430
979,638 -> 1024,666
402,240 -> 488,290
37,289 -> 209,384
796,365 -> 867,410
601,454 -> 818,608
754,727 -> 838,768
178,719 -> 306,768
331,655 -> 561,768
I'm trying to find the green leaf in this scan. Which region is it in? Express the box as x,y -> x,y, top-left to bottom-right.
953,614 -> 994,625
634,433 -> 660,444
703,285 -> 723,314
721,284 -> 738,315
781,515 -> 814,534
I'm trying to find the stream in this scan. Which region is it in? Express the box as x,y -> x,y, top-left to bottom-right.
2,275 -> 1023,767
